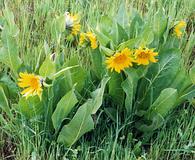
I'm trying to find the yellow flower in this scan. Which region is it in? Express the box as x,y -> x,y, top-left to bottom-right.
79,33 -> 86,45
173,21 -> 186,38
18,72 -> 43,99
134,47 -> 158,65
65,12 -> 81,36
86,32 -> 98,49
79,32 -> 98,49
71,23 -> 81,35
106,48 -> 134,73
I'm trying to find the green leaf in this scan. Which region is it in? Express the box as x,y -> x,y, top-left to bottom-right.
170,66 -> 192,94
39,56 -> 56,77
0,7 -> 21,76
94,30 -> 111,46
57,100 -> 94,147
109,72 -> 124,107
122,69 -> 139,114
91,49 -> 106,79
57,77 -> 109,146
64,56 -> 87,92
0,85 -> 11,117
91,76 -> 110,114
146,88 -> 178,120
137,49 -> 181,111
116,1 -> 128,28
118,37 -> 140,50
99,45 -> 115,56
51,14 -> 65,42
98,16 -> 113,36
52,87 -> 78,130
17,96 -> 43,119
117,23 -> 128,42
129,12 -> 144,38
137,88 -> 178,132
153,8 -> 167,38
0,29 -> 21,76
0,73 -> 18,99
139,26 -> 154,46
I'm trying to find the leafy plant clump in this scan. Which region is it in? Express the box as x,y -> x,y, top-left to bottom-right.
0,0 -> 194,159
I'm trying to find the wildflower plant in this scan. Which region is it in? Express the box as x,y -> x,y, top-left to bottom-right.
90,2 -> 195,137
0,1 -> 194,153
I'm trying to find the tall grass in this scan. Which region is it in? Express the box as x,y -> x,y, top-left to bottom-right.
0,0 -> 194,159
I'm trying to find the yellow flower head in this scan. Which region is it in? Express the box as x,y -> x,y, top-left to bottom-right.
86,32 -> 98,49
106,48 -> 134,73
173,21 -> 186,38
134,47 -> 158,65
79,32 -> 98,49
79,33 -> 86,46
65,12 -> 81,36
18,72 -> 43,99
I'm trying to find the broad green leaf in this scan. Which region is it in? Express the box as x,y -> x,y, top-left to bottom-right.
91,76 -> 110,114
146,88 -> 178,120
109,72 -> 124,107
0,7 -> 21,75
3,6 -> 19,36
117,23 -> 128,42
118,37 -> 140,50
122,69 -> 139,114
51,14 -> 65,42
39,56 -> 56,77
0,85 -> 11,116
94,30 -> 111,46
170,66 -> 191,94
177,85 -> 195,104
57,77 -> 109,146
116,1 -> 128,28
17,96 -> 43,119
137,49 -> 181,111
98,16 -> 113,36
153,8 -> 167,38
110,20 -> 119,45
57,100 -> 94,147
52,87 -> 78,130
0,29 -> 21,75
137,88 -> 178,132
65,56 -> 87,92
139,26 -> 154,46
100,45 -> 115,56
91,49 -> 106,79
129,12 -> 144,38
0,73 -> 18,99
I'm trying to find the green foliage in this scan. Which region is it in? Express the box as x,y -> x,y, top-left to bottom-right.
0,7 -> 21,76
0,0 -> 194,159
0,85 -> 10,116
39,56 -> 56,78
58,76 -> 109,146
52,87 -> 78,130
